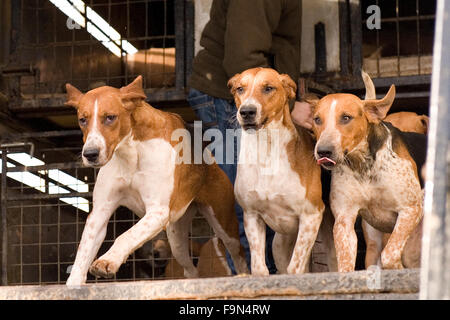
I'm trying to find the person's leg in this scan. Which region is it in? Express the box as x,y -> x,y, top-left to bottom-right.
187,89 -> 249,273
212,97 -> 252,271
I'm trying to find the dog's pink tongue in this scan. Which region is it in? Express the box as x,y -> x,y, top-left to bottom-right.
317,157 -> 336,166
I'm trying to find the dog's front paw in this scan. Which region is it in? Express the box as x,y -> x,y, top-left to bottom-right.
66,275 -> 85,287
89,259 -> 120,278
251,266 -> 270,276
287,261 -> 307,275
381,252 -> 403,270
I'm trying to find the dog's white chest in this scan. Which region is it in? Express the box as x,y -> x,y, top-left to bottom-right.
235,126 -> 308,234
96,137 -> 177,218
332,144 -> 422,226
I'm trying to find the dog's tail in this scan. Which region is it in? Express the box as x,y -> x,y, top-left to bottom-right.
361,69 -> 376,100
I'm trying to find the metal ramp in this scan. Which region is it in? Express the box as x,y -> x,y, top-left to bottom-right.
0,269 -> 419,300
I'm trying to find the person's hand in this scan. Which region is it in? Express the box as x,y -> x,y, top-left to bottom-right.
291,101 -> 312,129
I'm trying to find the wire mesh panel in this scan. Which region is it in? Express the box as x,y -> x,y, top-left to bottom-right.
0,132 -> 219,286
361,0 -> 436,78
5,0 -> 193,108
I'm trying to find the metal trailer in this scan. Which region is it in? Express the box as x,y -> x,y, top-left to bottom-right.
0,0 -> 447,299
419,0 -> 450,300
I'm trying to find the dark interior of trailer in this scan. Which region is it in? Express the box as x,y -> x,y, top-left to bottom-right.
0,0 -> 435,285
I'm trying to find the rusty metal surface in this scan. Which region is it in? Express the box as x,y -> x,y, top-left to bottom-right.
0,269 -> 419,300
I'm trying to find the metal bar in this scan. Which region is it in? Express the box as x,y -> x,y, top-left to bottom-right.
9,89 -> 187,112
6,192 -> 92,202
374,91 -> 430,99
339,0 -> 350,75
416,0 -> 422,75
1,150 -> 8,285
333,75 -> 431,90
16,36 -> 175,49
420,0 -> 450,300
375,0 -> 380,77
1,130 -> 81,141
1,66 -> 36,76
371,75 -> 431,87
174,0 -> 185,90
395,0 -> 401,77
349,0 -> 362,77
362,15 -> 435,24
9,0 -> 21,56
184,0 -> 195,80
6,161 -> 85,172
6,0 -> 23,105
314,22 -> 327,73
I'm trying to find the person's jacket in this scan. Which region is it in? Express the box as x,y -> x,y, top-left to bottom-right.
188,0 -> 302,100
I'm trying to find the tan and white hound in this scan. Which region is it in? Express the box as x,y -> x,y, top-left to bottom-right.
305,83 -> 426,272
64,76 -> 248,285
228,68 -> 324,275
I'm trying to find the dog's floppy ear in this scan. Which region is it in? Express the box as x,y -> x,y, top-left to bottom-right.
65,83 -> 83,109
279,74 -> 297,100
227,73 -> 241,96
363,84 -> 396,123
120,75 -> 147,110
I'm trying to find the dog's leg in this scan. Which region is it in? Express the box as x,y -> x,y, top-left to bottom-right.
66,170 -> 121,286
66,205 -> 117,286
195,165 -> 249,275
89,208 -> 170,278
272,232 -> 295,274
318,207 -> 338,272
198,203 -> 248,274
362,219 -> 384,268
287,211 -> 323,274
166,204 -> 199,278
381,206 -> 422,269
402,220 -> 422,268
244,211 -> 269,276
332,208 -> 359,272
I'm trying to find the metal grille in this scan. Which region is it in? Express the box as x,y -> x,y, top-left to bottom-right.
4,0 -> 193,111
0,131 -> 217,285
361,0 -> 436,78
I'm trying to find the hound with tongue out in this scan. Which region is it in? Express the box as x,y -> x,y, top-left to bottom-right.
301,82 -> 426,273
317,157 -> 336,167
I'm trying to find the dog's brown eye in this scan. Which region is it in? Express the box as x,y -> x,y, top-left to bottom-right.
263,86 -> 274,94
105,115 -> 117,124
341,115 -> 353,124
79,118 -> 87,126
236,87 -> 244,94
313,116 -> 322,125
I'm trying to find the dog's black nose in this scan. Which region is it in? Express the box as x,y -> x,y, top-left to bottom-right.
83,148 -> 99,162
317,146 -> 334,159
239,105 -> 257,120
